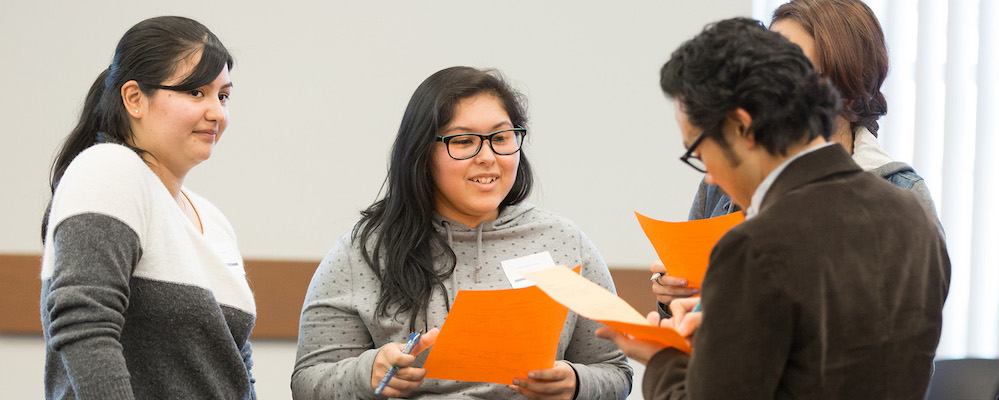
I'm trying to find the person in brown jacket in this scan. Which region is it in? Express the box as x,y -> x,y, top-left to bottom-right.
597,17 -> 950,399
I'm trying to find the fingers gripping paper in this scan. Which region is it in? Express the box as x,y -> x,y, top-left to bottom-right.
422,267 -> 580,384
635,211 -> 744,289
523,265 -> 692,354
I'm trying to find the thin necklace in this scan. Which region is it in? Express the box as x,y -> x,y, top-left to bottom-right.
181,190 -> 204,234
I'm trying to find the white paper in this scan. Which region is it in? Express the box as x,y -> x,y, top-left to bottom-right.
500,251 -> 557,289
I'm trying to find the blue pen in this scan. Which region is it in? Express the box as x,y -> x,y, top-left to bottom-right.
692,302 -> 702,312
374,332 -> 422,395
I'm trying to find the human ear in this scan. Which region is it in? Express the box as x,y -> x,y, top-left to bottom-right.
729,108 -> 753,138
121,80 -> 144,118
725,108 -> 758,150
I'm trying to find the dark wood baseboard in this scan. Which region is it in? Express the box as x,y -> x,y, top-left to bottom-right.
1,254 -> 655,339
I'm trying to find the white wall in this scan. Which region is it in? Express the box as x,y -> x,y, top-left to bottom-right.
0,0 -> 750,268
0,1 -> 750,399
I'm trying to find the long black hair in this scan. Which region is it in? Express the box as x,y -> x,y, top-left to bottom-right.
355,66 -> 534,331
41,16 -> 233,240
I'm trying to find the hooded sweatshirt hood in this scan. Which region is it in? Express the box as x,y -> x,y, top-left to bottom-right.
294,201 -> 633,398
851,127 -> 918,179
433,202 -> 537,303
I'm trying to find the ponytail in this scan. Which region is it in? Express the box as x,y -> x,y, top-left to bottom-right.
41,69 -> 111,241
851,91 -> 887,137
52,70 -> 109,191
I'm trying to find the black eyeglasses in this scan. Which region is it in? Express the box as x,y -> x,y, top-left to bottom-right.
679,133 -> 707,173
435,127 -> 527,160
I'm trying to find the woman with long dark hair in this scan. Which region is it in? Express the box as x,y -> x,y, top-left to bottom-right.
652,0 -> 942,314
293,66 -> 632,399
40,16 -> 255,399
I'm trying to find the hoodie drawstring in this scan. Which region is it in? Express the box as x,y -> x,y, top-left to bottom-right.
474,224 -> 484,283
441,221 -> 458,307
439,219 -> 487,306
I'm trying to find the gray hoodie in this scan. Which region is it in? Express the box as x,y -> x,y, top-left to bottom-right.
292,202 -> 633,399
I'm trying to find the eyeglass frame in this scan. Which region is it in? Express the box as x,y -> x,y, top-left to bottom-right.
434,126 -> 527,160
679,133 -> 708,173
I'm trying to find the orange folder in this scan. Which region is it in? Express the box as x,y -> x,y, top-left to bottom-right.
523,265 -> 692,354
635,211 -> 744,289
423,266 -> 581,385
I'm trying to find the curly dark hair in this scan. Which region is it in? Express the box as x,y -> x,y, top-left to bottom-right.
660,17 -> 841,156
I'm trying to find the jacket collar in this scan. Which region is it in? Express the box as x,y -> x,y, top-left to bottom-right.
760,144 -> 862,213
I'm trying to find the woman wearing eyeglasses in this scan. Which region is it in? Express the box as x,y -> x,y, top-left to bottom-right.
652,0 -> 943,316
292,66 -> 632,400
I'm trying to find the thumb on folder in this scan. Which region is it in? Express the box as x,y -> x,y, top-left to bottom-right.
596,298 -> 703,366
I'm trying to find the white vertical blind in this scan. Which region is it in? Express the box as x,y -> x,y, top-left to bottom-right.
878,0 -> 917,163
939,0 -> 979,358
968,0 -> 999,358
753,0 -> 998,360
913,0 -> 947,204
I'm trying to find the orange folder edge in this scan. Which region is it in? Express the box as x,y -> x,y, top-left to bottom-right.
523,265 -> 693,355
422,265 -> 582,384
634,211 -> 744,289
601,320 -> 691,354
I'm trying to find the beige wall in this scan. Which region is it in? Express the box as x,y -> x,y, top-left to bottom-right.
1,0 -> 750,268
0,1 -> 751,398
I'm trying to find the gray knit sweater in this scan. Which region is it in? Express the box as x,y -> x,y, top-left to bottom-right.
40,144 -> 257,400
292,203 -> 633,399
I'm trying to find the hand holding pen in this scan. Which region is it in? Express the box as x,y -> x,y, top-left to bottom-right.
370,328 -> 439,397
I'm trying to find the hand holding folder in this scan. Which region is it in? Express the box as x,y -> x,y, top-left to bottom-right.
522,265 -> 692,354
635,211 -> 744,289
422,266 -> 581,385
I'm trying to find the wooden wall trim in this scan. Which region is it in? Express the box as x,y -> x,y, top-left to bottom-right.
1,254 -> 656,339
0,254 -> 44,334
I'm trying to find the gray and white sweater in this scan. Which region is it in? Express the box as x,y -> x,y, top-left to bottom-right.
40,143 -> 257,400
292,203 -> 633,399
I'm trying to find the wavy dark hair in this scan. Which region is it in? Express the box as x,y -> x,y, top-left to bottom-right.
355,66 -> 533,332
660,17 -> 841,156
773,0 -> 888,136
41,16 -> 233,241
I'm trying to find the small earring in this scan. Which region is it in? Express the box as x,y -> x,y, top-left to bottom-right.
134,109 -> 139,114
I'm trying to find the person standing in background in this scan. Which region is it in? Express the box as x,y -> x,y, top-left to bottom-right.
599,17 -> 949,399
653,0 -> 943,315
40,16 -> 256,399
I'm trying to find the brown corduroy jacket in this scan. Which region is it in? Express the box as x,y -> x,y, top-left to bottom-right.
644,144 -> 950,400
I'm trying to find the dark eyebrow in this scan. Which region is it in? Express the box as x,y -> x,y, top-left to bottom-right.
441,121 -> 512,135
221,82 -> 233,89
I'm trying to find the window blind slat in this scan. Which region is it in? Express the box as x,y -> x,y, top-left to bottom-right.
936,0 -> 979,360
968,0 -> 999,358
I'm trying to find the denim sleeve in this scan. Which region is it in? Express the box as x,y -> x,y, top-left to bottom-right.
908,179 -> 944,238
688,178 -> 712,221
